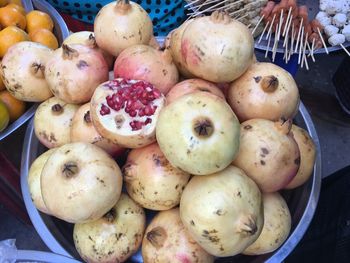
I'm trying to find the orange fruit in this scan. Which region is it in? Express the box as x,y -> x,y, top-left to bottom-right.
0,5 -> 26,30
0,26 -> 29,57
26,10 -> 54,34
0,90 -> 26,121
0,100 -> 9,131
6,3 -> 25,16
8,0 -> 22,6
29,28 -> 58,49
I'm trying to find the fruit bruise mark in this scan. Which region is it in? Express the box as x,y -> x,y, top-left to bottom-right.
14,83 -> 22,90
190,220 -> 195,226
260,160 -> 266,165
220,45 -> 226,55
153,154 -> 168,166
261,147 -> 269,155
215,209 -> 223,216
243,125 -> 252,130
202,229 -> 220,243
77,60 -> 89,69
162,69 -> 168,76
294,157 -> 301,165
254,76 -> 262,83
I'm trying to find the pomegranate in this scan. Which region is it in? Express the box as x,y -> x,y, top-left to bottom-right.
1,41 -> 53,102
165,78 -> 225,105
94,0 -> 153,57
180,165 -> 263,257
113,45 -> 179,94
70,103 -> 125,157
233,119 -> 301,193
45,43 -> 109,104
243,192 -> 291,255
41,142 -> 123,223
28,148 -> 56,214
227,62 -> 300,122
169,19 -> 195,78
34,97 -> 79,148
123,143 -> 190,210
156,92 -> 240,175
73,193 -> 145,263
180,11 -> 254,83
90,78 -> 165,148
142,208 -> 214,263
63,31 -> 114,70
285,125 -> 316,189
148,35 -> 161,50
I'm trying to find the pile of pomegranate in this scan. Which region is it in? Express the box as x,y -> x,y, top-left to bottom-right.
25,1 -> 317,262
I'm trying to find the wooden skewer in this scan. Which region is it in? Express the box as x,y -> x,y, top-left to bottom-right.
187,0 -> 230,17
271,10 -> 284,62
258,20 -> 270,43
340,43 -> 350,56
301,32 -> 308,69
306,40 -> 315,62
236,13 -> 249,21
282,7 -> 293,37
265,24 -> 274,58
266,14 -> 276,40
283,12 -> 293,47
294,18 -> 304,53
298,26 -> 304,65
251,15 -> 265,35
317,27 -> 329,54
289,23 -> 295,58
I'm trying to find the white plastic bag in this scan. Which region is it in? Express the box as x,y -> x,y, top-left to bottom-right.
0,239 -> 17,263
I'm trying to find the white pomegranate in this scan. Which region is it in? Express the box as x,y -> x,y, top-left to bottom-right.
73,194 -> 145,263
123,143 -> 190,210
90,78 -> 165,148
180,165 -> 264,257
180,11 -> 254,83
156,92 -> 240,175
34,97 -> 79,148
63,31 -> 114,70
243,192 -> 291,255
142,208 -> 214,263
233,119 -> 301,193
70,103 -> 125,157
285,125 -> 316,189
94,0 -> 153,57
1,41 -> 53,102
227,62 -> 300,122
41,142 -> 123,223
113,45 -> 179,94
45,43 -> 109,104
27,148 -> 56,214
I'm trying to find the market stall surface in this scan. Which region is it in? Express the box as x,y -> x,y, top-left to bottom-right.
0,50 -> 350,258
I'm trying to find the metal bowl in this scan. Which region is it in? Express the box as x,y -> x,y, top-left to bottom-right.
0,0 -> 69,141
20,101 -> 322,263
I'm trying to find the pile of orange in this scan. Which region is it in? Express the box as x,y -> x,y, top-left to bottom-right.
0,0 -> 58,58
0,0 -> 59,131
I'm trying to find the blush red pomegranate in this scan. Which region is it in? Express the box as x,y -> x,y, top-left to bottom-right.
90,78 -> 165,148
113,45 -> 179,95
94,0 -> 153,57
233,119 -> 301,193
166,78 -> 225,105
45,44 -> 109,104
70,103 -> 125,157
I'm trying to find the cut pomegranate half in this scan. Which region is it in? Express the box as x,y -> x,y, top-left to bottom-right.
90,78 -> 165,148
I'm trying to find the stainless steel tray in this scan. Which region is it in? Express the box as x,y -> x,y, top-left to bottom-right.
0,0 -> 69,141
255,0 -> 350,54
20,102 -> 322,263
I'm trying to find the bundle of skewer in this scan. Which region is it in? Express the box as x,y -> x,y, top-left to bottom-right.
185,0 -> 350,70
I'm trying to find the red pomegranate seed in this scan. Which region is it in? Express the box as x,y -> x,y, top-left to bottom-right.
145,118 -> 152,125
100,104 -> 110,115
129,110 -> 137,117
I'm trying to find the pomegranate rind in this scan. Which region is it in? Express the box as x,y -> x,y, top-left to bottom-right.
233,119 -> 300,193
124,143 -> 191,211
142,208 -> 215,263
70,103 -> 124,156
179,165 -> 264,257
73,194 -> 145,263
90,79 -> 165,149
156,92 -> 240,175
227,62 -> 300,122
41,142 -> 123,223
